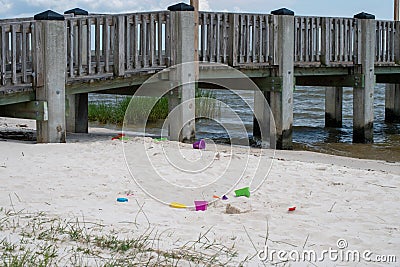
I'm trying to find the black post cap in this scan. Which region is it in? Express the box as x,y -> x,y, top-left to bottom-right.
64,8 -> 89,16
34,10 -> 65,21
271,8 -> 295,16
354,12 -> 375,19
168,2 -> 195,11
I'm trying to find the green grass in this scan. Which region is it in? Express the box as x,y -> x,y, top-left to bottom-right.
0,207 -> 244,266
88,90 -> 219,125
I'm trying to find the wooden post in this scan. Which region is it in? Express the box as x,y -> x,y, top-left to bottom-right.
33,10 -> 67,143
385,3 -> 400,122
353,13 -> 375,143
167,3 -> 196,142
325,87 -> 343,127
190,0 -> 199,64
227,13 -> 239,66
269,8 -> 295,149
113,15 -> 125,77
64,8 -> 89,133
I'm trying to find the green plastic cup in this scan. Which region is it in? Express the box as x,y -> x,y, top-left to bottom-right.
235,187 -> 250,198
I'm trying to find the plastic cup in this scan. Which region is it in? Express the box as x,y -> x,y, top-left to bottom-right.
234,187 -> 250,198
194,200 -> 208,211
193,139 -> 206,149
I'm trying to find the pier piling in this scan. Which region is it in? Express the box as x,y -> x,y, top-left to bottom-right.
167,3 -> 196,142
353,13 -> 375,143
33,11 -> 67,143
325,87 -> 343,128
269,9 -> 295,149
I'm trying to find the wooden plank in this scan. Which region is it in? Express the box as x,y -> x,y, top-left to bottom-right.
299,17 -> 304,62
141,14 -> 148,67
149,14 -> 155,66
228,13 -> 238,66
209,13 -> 214,62
86,18 -> 92,75
166,12 -> 172,66
0,101 -> 48,120
113,15 -> 125,76
95,17 -> 101,73
78,20 -> 83,76
158,13 -> 162,65
0,88 -> 35,105
246,14 -> 250,63
296,74 -> 364,87
67,20 -> 74,78
216,13 -> 221,62
252,15 -> 256,63
191,0 -> 199,63
11,24 -> 17,84
238,14 -> 246,64
125,15 -> 131,70
104,16 -> 110,72
258,15 -> 263,63
200,13 -> 205,61
21,23 -> 27,83
0,25 -> 6,85
315,17 -> 320,62
133,15 -> 139,68
391,21 -> 395,62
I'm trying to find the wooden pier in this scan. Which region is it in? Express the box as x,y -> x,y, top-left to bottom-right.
0,3 -> 400,149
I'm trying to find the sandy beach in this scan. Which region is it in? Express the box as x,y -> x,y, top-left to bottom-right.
0,118 -> 399,266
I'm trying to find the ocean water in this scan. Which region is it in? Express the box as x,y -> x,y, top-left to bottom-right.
89,84 -> 400,162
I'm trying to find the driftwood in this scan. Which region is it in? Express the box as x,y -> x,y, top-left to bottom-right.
0,129 -> 36,141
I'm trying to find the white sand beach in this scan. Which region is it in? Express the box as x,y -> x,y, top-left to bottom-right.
0,118 -> 399,266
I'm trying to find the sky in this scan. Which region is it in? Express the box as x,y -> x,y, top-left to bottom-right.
0,0 -> 395,20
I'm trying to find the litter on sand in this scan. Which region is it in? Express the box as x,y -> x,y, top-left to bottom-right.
234,187 -> 250,198
194,200 -> 208,211
170,202 -> 187,209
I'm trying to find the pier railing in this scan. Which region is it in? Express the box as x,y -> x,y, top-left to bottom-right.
0,11 -> 399,89
0,19 -> 34,86
65,11 -> 171,80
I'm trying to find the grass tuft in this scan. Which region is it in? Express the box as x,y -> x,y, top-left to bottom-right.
0,207 -> 244,266
88,89 -> 220,125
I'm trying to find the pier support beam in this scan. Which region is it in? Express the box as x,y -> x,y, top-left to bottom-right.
269,9 -> 295,149
33,11 -> 66,143
353,13 -> 375,143
325,87 -> 343,127
167,3 -> 196,142
66,93 -> 88,133
385,84 -> 400,122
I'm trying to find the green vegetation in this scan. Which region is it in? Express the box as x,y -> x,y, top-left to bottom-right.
88,90 -> 220,125
0,207 -> 245,266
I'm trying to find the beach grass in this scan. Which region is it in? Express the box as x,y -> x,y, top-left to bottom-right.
88,90 -> 220,125
0,207 -> 244,266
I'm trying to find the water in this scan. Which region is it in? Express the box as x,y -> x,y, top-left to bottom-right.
89,84 -> 400,162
